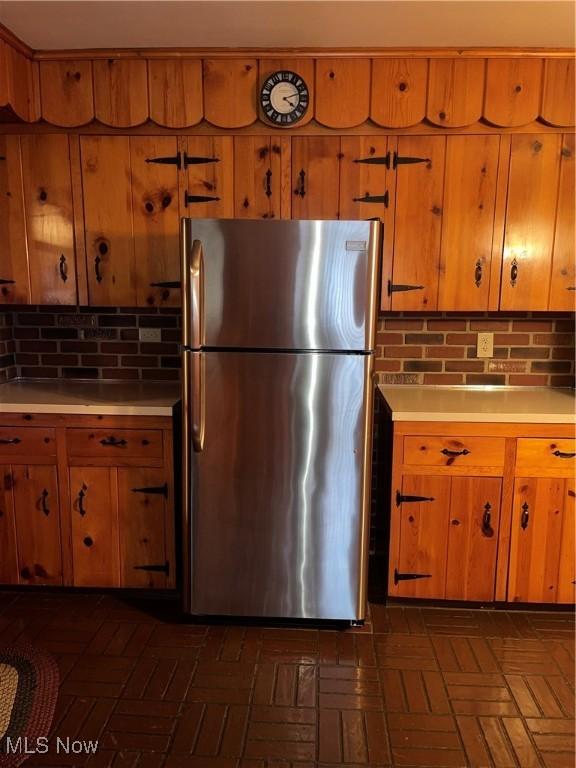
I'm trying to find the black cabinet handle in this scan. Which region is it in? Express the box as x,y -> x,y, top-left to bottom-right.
0,438 -> 21,445
520,501 -> 529,530
475,260 -> 482,288
94,255 -> 103,283
59,254 -> 68,282
481,501 -> 494,537
441,448 -> 470,457
99,436 -> 127,447
294,169 -> 306,198
265,169 -> 272,198
77,486 -> 86,517
510,258 -> 518,287
40,489 -> 50,516
553,450 -> 576,459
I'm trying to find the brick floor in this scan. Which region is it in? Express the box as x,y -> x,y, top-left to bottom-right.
0,592 -> 574,767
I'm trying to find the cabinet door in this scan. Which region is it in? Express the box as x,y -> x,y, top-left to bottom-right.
0,135 -> 29,304
81,136 -> 137,305
0,466 -> 18,584
557,482 -> 575,604
445,477 -> 502,601
389,136 -> 445,309
339,136 -> 391,221
438,135 -> 500,310
130,136 -> 181,307
394,475 -> 451,599
117,467 -> 169,588
508,477 -> 564,603
549,133 -> 575,310
291,137 -> 341,219
181,136 -> 234,219
69,467 -> 120,587
12,465 -> 62,585
500,134 -> 562,310
21,134 -> 77,305
233,137 -> 287,220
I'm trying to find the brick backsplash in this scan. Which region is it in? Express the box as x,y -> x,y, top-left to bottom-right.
0,312 -> 16,383
2,306 -> 181,381
376,314 -> 575,387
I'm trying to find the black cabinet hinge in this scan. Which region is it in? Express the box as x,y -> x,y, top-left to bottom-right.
0,279 -> 16,285
394,568 -> 432,584
149,281 -> 181,289
388,281 -> 425,295
131,483 -> 169,498
354,152 -> 391,168
353,191 -> 389,207
184,192 -> 221,206
134,561 -> 170,575
393,152 -> 430,169
146,152 -> 182,169
183,154 -> 219,167
396,490 -> 435,506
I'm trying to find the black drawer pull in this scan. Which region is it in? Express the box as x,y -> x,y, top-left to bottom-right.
0,438 -> 21,445
481,502 -> 494,537
94,255 -> 103,283
510,258 -> 518,287
553,450 -> 576,459
474,259 -> 482,288
59,254 -> 68,282
520,501 -> 529,530
99,437 -> 127,447
77,486 -> 86,517
40,489 -> 50,516
441,448 -> 470,457
131,483 -> 168,498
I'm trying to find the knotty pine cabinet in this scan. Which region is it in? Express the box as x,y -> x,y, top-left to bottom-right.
387,421 -> 575,605
0,414 -> 175,589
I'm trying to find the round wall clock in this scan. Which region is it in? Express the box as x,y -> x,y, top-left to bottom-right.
260,71 -> 309,126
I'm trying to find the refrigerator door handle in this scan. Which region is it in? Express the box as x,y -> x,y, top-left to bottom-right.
181,220 -> 204,350
192,351 -> 205,453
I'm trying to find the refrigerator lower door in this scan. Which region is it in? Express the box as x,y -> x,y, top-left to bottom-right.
185,350 -> 373,621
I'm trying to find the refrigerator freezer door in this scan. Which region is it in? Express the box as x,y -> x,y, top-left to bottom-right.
185,350 -> 373,620
182,218 -> 381,352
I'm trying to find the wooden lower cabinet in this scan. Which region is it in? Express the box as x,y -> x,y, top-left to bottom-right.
0,465 -> 19,583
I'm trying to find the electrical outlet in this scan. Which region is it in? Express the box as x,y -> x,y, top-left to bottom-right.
139,327 -> 162,342
477,332 -> 494,358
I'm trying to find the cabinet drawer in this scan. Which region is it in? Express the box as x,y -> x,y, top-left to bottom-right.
66,429 -> 163,459
403,436 -> 506,467
516,439 -> 576,471
0,427 -> 56,457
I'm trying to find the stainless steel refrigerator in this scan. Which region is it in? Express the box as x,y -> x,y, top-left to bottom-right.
181,218 -> 382,621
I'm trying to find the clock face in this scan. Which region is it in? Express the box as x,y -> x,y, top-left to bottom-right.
260,71 -> 309,126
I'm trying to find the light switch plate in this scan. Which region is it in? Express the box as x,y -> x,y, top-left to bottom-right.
139,327 -> 162,342
477,332 -> 494,358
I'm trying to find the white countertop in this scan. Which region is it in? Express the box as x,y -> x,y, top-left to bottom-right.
0,380 -> 182,416
379,386 -> 576,424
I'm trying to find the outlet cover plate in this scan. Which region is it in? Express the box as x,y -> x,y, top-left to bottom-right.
477,332 -> 494,358
139,327 -> 162,342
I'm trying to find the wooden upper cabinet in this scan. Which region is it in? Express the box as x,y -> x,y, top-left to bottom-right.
80,136 -> 137,305
21,134 -> 77,305
203,59 -> 258,128
13,464 -> 62,586
549,133 -> 575,310
541,59 -> 575,127
426,59 -> 485,127
500,134 -> 562,311
438,134 -> 500,310
93,59 -> 148,127
389,135 -> 446,310
315,59 -> 370,128
39,60 -> 94,127
0,136 -> 29,304
233,136 -> 290,220
130,136 -> 181,307
291,137 -> 341,220
258,59 -> 315,127
0,41 -> 40,122
371,58 -> 427,128
484,58 -> 543,126
181,135 -> 234,218
147,59 -> 203,128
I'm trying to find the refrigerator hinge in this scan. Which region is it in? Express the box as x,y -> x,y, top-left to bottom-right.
396,490 -> 436,506
394,568 -> 432,584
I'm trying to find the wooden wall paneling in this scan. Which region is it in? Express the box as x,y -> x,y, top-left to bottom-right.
445,477 -> 502,601
130,136 -> 181,307
39,60 -> 94,127
258,59 -> 315,127
148,59 -> 203,128
0,135 -> 30,304
0,465 -> 18,584
339,135 -> 390,220
500,134 -> 562,311
427,58 -> 485,127
93,59 -> 149,127
370,58 -> 427,127
20,134 -> 77,305
494,437 -> 517,602
203,58 -> 258,128
278,136 -> 292,220
507,477 -> 564,603
69,467 -> 120,587
484,58 -> 543,127
488,134 -> 511,311
80,136 -> 137,305
389,135 -> 446,310
13,464 -> 62,585
234,136 -> 281,219
315,58 -> 371,128
541,58 -> 575,127
438,134 -> 500,310
182,135 -> 234,218
290,136 -> 341,219
549,133 -> 575,310
557,481 -> 575,604
68,135 -> 89,305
